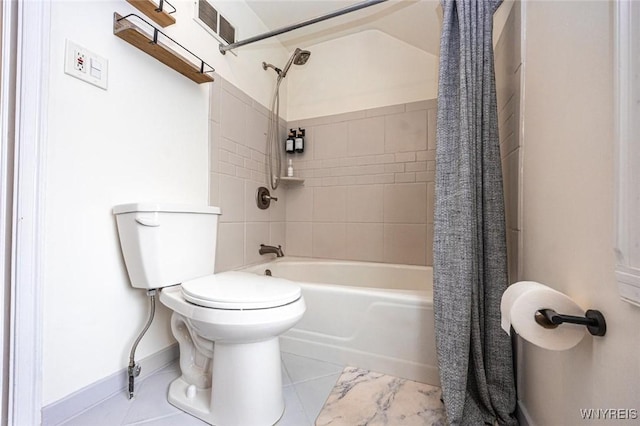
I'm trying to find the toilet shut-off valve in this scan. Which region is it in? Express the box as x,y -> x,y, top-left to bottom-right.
128,362 -> 141,398
127,289 -> 157,399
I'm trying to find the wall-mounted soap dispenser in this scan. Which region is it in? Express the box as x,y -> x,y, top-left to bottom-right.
295,128 -> 305,153
285,129 -> 295,153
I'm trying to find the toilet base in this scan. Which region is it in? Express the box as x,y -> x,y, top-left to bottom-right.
168,337 -> 285,426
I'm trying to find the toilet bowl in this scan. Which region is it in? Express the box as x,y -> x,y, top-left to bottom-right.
113,203 -> 305,425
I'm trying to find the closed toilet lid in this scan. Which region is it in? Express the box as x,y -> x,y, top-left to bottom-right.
181,271 -> 301,310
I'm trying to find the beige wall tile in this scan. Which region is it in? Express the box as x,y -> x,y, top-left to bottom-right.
385,163 -> 404,173
269,186 -> 286,222
314,122 -> 348,160
383,224 -> 427,266
427,182 -> 435,224
247,106 -> 268,154
427,109 -> 437,151
286,186 -> 314,222
385,110 -> 428,153
209,173 -> 220,206
426,224 -> 434,266
503,148 -> 520,231
215,222 -> 244,272
209,76 -> 221,123
406,161 -> 427,172
347,116 -> 385,157
221,89 -> 246,144
395,172 -> 416,183
269,222 -> 286,247
346,184 -> 383,223
285,222 -> 312,257
209,121 -> 220,173
245,222 -> 270,265
346,223 -> 384,262
506,229 -> 519,284
312,223 -> 347,259
313,186 -> 347,222
395,152 -> 416,163
383,183 -> 427,224
219,174 -> 245,223
219,162 -> 235,176
373,174 -> 395,184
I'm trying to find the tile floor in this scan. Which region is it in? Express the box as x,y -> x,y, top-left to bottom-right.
59,352 -> 345,426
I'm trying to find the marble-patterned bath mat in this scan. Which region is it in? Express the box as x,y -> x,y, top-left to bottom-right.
315,366 -> 447,426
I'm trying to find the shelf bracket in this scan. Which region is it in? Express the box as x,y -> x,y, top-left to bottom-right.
126,0 -> 176,28
113,13 -> 215,84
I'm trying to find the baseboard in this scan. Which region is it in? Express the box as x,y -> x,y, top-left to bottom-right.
41,344 -> 179,426
517,400 -> 535,426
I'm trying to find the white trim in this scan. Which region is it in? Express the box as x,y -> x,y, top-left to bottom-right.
1,0 -> 19,423
614,0 -> 640,307
9,0 -> 50,424
41,344 -> 179,426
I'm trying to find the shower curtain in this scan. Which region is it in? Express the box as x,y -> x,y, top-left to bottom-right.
433,0 -> 517,424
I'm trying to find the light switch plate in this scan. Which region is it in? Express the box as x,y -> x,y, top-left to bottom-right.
64,40 -> 108,90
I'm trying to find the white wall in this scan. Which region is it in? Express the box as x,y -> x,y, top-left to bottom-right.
519,1 -> 640,424
42,0 -> 286,406
286,29 -> 439,121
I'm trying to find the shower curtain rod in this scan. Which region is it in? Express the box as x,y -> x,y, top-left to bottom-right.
219,0 -> 389,54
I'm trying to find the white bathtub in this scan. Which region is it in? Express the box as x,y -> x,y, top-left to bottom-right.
242,258 -> 439,386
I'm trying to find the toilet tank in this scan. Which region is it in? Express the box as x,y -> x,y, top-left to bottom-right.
113,203 -> 221,289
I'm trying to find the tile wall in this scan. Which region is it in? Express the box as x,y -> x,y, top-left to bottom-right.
286,100 -> 437,266
209,75 -> 288,272
495,1 -> 522,283
210,75 -> 437,268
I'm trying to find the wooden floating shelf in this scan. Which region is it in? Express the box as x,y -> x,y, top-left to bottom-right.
279,176 -> 305,185
113,13 -> 214,84
126,0 -> 176,27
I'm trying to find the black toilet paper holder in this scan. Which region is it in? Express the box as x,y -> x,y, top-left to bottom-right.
534,308 -> 607,336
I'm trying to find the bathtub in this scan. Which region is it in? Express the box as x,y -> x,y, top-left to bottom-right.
242,258 -> 439,386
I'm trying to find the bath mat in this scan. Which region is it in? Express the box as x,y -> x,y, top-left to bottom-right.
315,366 -> 447,426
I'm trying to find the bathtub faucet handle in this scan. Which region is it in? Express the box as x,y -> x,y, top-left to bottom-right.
259,244 -> 284,258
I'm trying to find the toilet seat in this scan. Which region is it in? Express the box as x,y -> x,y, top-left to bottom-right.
181,271 -> 301,310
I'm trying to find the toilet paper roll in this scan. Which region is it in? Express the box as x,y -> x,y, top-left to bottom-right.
501,281 -> 586,351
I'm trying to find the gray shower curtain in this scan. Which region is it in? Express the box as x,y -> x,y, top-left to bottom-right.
433,0 -> 517,424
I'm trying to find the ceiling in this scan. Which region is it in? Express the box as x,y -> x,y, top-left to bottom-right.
244,0 -> 443,56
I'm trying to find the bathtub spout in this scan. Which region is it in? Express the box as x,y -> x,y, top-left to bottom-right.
259,244 -> 284,257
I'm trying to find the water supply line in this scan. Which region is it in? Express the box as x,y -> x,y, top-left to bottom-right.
127,289 -> 157,399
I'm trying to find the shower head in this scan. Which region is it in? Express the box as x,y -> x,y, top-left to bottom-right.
262,62 -> 282,75
280,48 -> 311,78
293,49 -> 311,65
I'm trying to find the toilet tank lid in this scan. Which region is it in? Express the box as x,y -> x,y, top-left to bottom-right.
113,203 -> 221,215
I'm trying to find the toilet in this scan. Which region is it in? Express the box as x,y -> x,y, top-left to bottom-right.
113,203 -> 306,426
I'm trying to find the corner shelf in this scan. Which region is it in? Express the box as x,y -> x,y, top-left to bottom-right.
113,13 -> 214,84
279,177 -> 305,186
126,0 -> 176,27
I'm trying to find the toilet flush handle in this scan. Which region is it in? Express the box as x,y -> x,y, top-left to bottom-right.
135,215 -> 160,227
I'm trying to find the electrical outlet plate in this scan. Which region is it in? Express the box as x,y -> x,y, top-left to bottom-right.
64,39 -> 108,90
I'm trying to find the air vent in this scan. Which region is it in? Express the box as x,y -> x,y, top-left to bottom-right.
198,0 -> 217,33
219,15 -> 235,45
196,0 -> 236,45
